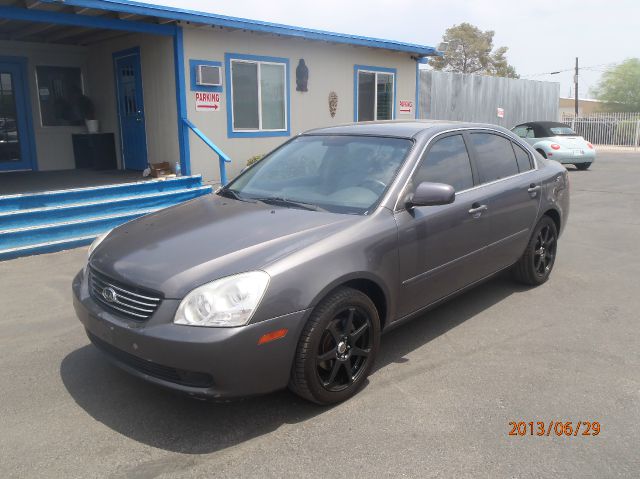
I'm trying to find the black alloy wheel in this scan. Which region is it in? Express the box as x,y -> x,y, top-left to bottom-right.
289,287 -> 380,405
316,306 -> 373,392
512,216 -> 559,286
532,223 -> 557,278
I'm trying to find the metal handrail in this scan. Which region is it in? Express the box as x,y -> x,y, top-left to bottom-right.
182,117 -> 231,185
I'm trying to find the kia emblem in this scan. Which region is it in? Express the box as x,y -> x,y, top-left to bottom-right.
102,287 -> 118,303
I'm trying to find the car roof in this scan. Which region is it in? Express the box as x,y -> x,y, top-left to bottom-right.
303,120 -> 513,139
514,121 -> 571,129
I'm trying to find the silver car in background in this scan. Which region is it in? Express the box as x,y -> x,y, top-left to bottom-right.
512,121 -> 596,170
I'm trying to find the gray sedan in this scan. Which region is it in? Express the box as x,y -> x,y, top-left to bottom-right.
72,121 -> 569,405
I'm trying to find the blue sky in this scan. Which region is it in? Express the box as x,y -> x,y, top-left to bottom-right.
148,0 -> 639,98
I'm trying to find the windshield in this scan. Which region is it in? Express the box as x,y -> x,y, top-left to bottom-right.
549,126 -> 577,136
223,135 -> 413,214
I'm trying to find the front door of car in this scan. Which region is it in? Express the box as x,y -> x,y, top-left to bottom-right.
465,132 -> 542,270
394,133 -> 495,319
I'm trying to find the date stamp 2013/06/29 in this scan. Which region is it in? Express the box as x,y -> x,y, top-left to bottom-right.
509,421 -> 601,437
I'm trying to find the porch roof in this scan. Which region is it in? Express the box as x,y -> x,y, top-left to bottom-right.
32,0 -> 440,57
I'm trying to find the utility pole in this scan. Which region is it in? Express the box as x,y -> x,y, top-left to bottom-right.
574,57 -> 579,116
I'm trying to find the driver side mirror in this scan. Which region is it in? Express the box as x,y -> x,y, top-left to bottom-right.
405,181 -> 455,209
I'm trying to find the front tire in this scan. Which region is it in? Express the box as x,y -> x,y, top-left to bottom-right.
289,287 -> 380,405
575,162 -> 591,170
512,216 -> 558,286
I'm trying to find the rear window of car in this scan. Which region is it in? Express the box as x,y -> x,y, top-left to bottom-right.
469,133 -> 519,183
414,134 -> 474,192
550,126 -> 577,136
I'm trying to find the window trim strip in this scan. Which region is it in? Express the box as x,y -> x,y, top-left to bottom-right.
225,53 -> 290,138
353,64 -> 397,122
390,127 -> 539,212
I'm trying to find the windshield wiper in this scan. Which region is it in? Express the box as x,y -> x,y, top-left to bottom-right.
217,188 -> 256,203
253,196 -> 326,212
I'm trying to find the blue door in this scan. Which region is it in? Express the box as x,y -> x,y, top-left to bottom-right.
114,49 -> 148,170
0,61 -> 34,171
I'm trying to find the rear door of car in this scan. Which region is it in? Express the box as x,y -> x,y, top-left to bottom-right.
465,131 -> 542,270
394,132 -> 496,318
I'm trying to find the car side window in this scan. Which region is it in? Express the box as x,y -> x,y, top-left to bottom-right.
414,134 -> 474,192
512,142 -> 533,172
512,126 -> 528,138
469,133 -> 520,183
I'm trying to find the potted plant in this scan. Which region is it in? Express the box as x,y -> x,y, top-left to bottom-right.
79,94 -> 98,133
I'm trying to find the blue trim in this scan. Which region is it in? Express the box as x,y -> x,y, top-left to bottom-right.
224,53 -> 291,139
182,118 -> 231,185
415,62 -> 420,119
353,64 -> 397,122
0,56 -> 37,172
189,59 -> 223,92
42,0 -> 439,56
174,27 -> 190,175
0,4 -> 174,36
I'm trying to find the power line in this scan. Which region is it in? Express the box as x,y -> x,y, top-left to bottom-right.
520,62 -> 620,78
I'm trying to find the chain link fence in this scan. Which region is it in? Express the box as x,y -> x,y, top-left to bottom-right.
560,112 -> 640,151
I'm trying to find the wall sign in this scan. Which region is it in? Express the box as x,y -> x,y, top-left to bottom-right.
399,100 -> 414,115
328,91 -> 338,118
497,107 -> 505,118
296,59 -> 309,92
195,92 -> 220,112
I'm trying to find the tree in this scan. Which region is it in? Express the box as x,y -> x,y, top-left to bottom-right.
430,23 -> 519,78
593,59 -> 640,111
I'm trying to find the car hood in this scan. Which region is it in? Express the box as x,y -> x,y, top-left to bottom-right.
90,194 -> 360,298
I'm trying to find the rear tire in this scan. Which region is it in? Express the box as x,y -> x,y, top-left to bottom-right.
575,162 -> 591,170
536,149 -> 547,159
512,216 -> 558,286
289,287 -> 380,405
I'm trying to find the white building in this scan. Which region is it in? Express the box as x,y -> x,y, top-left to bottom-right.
0,0 -> 439,184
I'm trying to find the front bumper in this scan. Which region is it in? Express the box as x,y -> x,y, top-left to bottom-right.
72,270 -> 309,399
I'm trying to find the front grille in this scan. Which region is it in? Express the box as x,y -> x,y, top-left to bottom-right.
88,332 -> 214,388
88,267 -> 162,321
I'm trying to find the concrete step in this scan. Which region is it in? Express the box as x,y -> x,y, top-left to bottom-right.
0,234 -> 98,261
0,175 -> 213,260
0,208 -> 162,250
0,175 -> 205,213
0,185 -> 211,230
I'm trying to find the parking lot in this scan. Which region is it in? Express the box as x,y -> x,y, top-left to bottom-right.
1,151 -> 639,478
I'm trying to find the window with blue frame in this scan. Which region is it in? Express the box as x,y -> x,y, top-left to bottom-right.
227,54 -> 288,135
355,66 -> 395,121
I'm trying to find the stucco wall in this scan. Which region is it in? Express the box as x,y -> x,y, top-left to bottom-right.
0,33 -> 178,172
0,40 -> 88,171
181,27 -> 418,182
87,33 -> 178,169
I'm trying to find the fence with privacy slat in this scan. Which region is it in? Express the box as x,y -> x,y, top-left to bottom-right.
419,69 -> 560,128
560,112 -> 640,151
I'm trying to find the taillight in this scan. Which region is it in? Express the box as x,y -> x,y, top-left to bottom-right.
587,142 -> 594,149
550,144 -> 561,150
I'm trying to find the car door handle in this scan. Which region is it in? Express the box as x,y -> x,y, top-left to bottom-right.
468,203 -> 487,217
528,184 -> 541,197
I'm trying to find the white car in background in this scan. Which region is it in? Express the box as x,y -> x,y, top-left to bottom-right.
512,121 -> 596,170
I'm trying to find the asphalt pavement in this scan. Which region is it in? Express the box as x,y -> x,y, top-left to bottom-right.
1,151 -> 638,478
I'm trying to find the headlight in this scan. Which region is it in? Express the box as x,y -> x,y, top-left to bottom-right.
87,229 -> 113,259
174,271 -> 270,327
